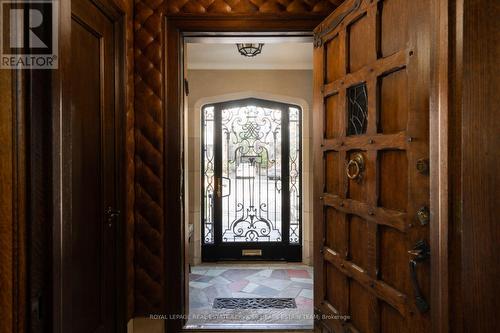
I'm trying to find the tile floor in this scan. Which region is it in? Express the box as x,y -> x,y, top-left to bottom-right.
187,264 -> 314,330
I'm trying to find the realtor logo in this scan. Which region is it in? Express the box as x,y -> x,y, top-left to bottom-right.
1,0 -> 58,69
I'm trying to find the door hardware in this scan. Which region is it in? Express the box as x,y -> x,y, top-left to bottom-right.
31,293 -> 43,321
104,207 -> 120,227
242,249 -> 262,256
216,177 -> 222,198
416,158 -> 429,174
408,240 -> 430,313
346,153 -> 365,181
221,176 -> 231,197
416,206 -> 430,225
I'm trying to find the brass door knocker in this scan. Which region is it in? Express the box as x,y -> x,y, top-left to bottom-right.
346,153 -> 365,180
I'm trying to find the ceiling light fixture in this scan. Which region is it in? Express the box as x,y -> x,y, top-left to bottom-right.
236,43 -> 264,57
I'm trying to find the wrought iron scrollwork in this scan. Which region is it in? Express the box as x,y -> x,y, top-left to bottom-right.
289,107 -> 301,243
203,107 -> 215,243
221,105 -> 282,242
202,100 -> 302,246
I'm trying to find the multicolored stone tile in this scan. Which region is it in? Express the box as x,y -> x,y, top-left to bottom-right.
277,286 -> 302,298
227,279 -> 249,292
204,269 -> 226,276
290,281 -> 313,290
270,269 -> 289,280
189,264 -> 313,318
194,275 -> 215,283
252,285 -> 281,297
241,282 -> 259,293
290,277 -> 313,284
221,269 -> 259,281
259,277 -> 293,291
295,296 -> 313,309
287,269 -> 311,279
190,281 -> 212,289
209,275 -> 232,285
298,288 -> 313,299
189,273 -> 204,281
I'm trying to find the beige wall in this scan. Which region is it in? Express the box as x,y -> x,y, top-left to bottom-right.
187,70 -> 313,111
186,69 -> 313,264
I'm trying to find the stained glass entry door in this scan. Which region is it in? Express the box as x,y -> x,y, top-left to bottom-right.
202,98 -> 302,261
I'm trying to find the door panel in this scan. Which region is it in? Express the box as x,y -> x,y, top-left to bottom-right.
313,0 -> 430,332
71,1 -> 117,332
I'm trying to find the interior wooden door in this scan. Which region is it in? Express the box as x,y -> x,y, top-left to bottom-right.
70,0 -> 119,332
312,0 -> 431,332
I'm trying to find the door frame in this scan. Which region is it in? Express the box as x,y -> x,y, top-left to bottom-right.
165,10 -> 450,332
52,0 -> 127,332
165,17 -> 320,332
200,97 -> 303,262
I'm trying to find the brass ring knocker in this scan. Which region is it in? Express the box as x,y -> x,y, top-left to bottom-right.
346,153 -> 365,180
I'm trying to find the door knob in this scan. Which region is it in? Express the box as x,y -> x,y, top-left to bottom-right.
104,206 -> 120,227
346,153 -> 365,180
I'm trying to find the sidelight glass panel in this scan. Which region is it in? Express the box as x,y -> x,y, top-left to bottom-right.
202,106 -> 215,244
221,105 -> 282,242
289,107 -> 301,244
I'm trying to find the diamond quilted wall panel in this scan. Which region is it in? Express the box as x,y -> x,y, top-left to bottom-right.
133,0 -> 342,316
167,0 -> 342,15
121,0 -> 136,320
134,0 -> 165,315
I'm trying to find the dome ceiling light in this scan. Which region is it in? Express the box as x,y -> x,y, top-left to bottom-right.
236,43 -> 264,57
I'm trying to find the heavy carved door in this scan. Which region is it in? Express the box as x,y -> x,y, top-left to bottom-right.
313,0 -> 431,332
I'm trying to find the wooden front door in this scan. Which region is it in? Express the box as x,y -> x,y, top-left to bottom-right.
70,1 -> 120,332
313,0 -> 431,332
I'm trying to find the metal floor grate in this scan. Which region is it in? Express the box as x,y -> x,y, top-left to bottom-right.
213,298 -> 297,309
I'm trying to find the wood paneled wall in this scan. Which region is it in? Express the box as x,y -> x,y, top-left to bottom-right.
459,0 -> 500,331
1,1 -> 135,332
0,70 -> 25,333
431,0 -> 500,332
